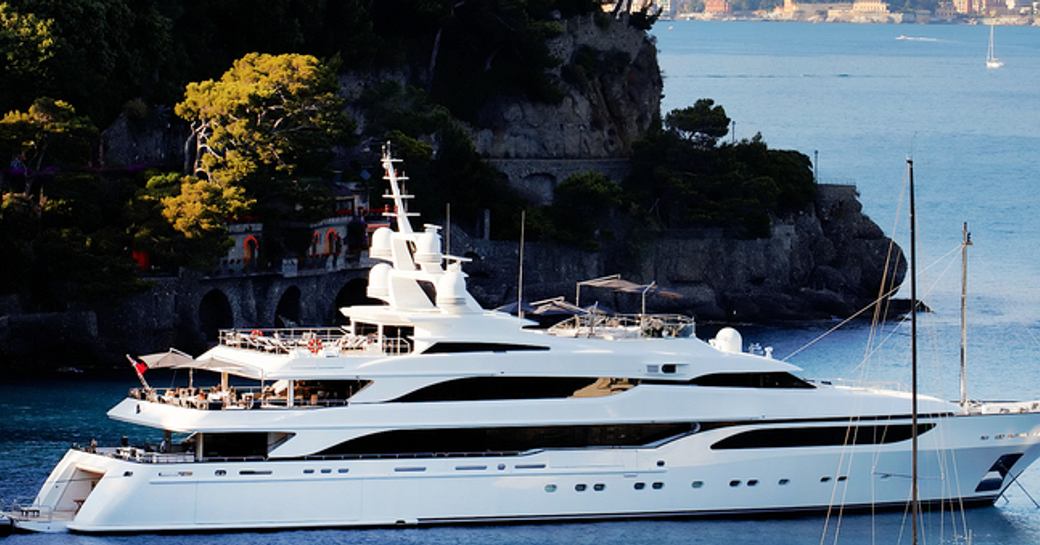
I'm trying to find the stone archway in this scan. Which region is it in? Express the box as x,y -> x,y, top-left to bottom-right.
198,289 -> 233,343
331,278 -> 380,325
274,286 -> 302,328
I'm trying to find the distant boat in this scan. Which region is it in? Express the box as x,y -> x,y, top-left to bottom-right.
986,25 -> 1004,69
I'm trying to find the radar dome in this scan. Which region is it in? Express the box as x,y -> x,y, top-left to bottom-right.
370,227 -> 393,260
712,327 -> 743,354
366,263 -> 391,299
415,228 -> 442,266
436,268 -> 468,312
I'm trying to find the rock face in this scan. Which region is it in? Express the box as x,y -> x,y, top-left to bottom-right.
456,184 -> 907,322
471,15 -> 662,159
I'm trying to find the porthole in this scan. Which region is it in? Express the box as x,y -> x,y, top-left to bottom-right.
215,469 -> 227,476
634,482 -> 646,490
337,468 -> 349,474
656,460 -> 665,467
575,484 -> 587,492
820,476 -> 831,483
837,476 -> 847,482
123,471 -> 134,477
545,484 -> 557,493
594,483 -> 606,491
747,479 -> 759,487
652,482 -> 664,490
729,480 -> 741,487
498,464 -> 507,470
320,468 -> 332,474
778,478 -> 790,486
692,481 -> 704,489
304,469 -> 315,474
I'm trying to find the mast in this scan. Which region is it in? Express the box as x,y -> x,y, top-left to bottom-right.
960,222 -> 972,410
908,158 -> 920,545
988,25 -> 995,61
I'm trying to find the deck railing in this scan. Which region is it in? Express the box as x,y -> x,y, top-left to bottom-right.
218,327 -> 412,356
548,313 -> 695,340
129,386 -> 356,410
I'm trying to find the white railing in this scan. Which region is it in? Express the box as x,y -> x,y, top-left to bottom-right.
548,313 -> 695,340
218,328 -> 411,356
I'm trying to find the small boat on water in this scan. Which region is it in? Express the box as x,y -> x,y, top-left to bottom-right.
4,145 -> 1040,533
986,24 -> 1004,69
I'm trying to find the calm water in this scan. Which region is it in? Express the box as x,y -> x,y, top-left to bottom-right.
3,20 -> 1040,545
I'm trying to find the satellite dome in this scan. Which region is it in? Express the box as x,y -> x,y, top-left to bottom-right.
712,327 -> 743,354
370,227 -> 393,260
366,263 -> 391,299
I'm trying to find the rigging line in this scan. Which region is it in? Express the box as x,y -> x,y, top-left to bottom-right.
787,243 -> 962,363
853,251 -> 963,377
1014,479 -> 1040,509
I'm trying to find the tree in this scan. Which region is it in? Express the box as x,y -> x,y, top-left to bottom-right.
665,98 -> 730,147
175,53 -> 351,222
547,172 -> 623,249
0,97 -> 96,197
0,3 -> 56,110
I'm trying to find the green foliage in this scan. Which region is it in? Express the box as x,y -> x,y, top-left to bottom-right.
0,97 -> 97,194
176,53 -> 351,225
0,173 -> 145,308
0,3 -> 56,109
626,103 -> 815,238
543,172 -> 623,249
1,0 -> 174,122
665,98 -> 730,147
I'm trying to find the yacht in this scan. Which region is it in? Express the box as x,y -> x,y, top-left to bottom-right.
986,24 -> 1004,69
5,145 -> 1040,533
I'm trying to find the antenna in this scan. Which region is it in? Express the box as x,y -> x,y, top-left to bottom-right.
518,210 -> 526,320
380,141 -> 418,234
445,203 -> 452,256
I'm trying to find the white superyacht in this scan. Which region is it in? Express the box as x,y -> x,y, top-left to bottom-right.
6,145 -> 1040,533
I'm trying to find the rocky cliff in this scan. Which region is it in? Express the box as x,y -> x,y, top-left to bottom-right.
471,15 -> 661,159
455,184 -> 906,322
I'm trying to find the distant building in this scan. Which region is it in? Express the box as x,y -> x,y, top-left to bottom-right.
704,0 -> 732,14
852,0 -> 888,13
936,1 -> 958,18
953,0 -> 976,13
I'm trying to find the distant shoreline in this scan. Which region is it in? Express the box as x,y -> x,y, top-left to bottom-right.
665,14 -> 1040,27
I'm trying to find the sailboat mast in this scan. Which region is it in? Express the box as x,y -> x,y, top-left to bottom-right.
960,222 -> 972,410
908,158 -> 920,545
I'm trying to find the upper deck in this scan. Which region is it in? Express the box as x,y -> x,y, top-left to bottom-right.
218,327 -> 413,357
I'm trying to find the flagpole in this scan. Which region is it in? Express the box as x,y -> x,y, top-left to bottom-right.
126,354 -> 152,391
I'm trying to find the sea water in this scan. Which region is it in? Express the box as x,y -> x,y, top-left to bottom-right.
2,20 -> 1039,545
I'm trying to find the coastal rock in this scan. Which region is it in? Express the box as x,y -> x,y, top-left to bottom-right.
471,15 -> 662,160
458,184 -> 907,323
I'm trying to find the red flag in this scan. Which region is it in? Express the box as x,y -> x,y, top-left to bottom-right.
134,361 -> 148,375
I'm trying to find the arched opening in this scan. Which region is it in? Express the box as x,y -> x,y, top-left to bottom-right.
243,235 -> 260,263
275,286 -> 302,328
199,289 -> 233,343
310,231 -> 321,256
325,228 -> 342,256
331,278 -> 381,325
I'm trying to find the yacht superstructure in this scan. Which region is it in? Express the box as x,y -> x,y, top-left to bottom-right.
6,145 -> 1040,533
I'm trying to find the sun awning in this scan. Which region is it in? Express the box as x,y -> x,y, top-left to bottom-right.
139,348 -> 195,369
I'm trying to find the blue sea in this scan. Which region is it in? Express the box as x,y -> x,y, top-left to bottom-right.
3,21 -> 1040,545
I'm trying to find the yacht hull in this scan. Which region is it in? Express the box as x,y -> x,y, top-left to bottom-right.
9,411 -> 1040,533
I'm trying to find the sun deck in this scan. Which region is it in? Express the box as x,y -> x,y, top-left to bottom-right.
547,313 -> 695,340
218,327 -> 412,356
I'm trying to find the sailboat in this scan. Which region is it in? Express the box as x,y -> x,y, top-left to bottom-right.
986,24 -> 1004,69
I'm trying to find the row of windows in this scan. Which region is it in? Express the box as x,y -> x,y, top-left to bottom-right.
392,372 -> 816,404
315,423 -> 697,457
543,477 -> 852,493
711,423 -> 934,450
